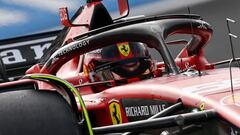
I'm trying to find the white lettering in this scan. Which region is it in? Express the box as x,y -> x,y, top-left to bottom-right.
133,107 -> 138,116
125,104 -> 167,117
149,104 -> 166,115
125,106 -> 149,117
0,49 -> 26,64
150,105 -> 159,115
30,43 -> 51,59
56,40 -> 90,57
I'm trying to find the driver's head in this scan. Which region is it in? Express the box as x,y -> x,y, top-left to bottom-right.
83,42 -> 154,82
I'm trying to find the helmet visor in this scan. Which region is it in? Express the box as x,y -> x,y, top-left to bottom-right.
89,57 -> 152,82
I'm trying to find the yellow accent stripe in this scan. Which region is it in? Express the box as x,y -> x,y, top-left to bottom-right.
29,74 -> 93,135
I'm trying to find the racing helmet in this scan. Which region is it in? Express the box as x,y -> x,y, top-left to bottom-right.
83,42 -> 154,82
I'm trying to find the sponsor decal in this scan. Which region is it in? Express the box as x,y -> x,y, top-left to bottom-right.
0,37 -> 54,68
197,20 -> 207,30
88,49 -> 102,54
109,100 -> 122,125
125,104 -> 166,117
220,93 -> 240,107
56,40 -> 89,57
121,98 -> 169,122
117,42 -> 131,57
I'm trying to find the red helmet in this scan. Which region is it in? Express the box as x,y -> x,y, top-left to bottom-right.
83,42 -> 154,82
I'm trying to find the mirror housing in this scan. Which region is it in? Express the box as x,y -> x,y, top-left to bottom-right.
59,0 -> 130,27
118,0 -> 129,17
59,7 -> 73,27
59,7 -> 89,27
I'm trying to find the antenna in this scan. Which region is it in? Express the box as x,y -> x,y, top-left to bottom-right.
187,7 -> 194,38
226,18 -> 239,101
226,18 -> 238,60
187,7 -> 202,76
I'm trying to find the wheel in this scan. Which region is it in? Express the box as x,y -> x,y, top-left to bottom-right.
0,90 -> 82,135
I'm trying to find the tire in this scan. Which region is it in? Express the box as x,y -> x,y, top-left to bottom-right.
0,90 -> 82,135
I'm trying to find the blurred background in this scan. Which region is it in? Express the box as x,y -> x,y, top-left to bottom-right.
0,0 -> 163,39
0,0 -> 240,78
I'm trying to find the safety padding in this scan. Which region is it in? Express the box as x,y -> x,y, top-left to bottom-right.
0,90 -> 82,135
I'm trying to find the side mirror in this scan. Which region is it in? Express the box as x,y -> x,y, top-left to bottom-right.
102,0 -> 129,21
117,0 -> 129,19
59,7 -> 88,27
59,7 -> 73,27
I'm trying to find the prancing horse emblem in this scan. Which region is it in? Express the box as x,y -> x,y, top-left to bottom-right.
117,42 -> 131,57
109,101 -> 122,125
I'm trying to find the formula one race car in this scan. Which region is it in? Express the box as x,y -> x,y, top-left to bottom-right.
0,0 -> 239,135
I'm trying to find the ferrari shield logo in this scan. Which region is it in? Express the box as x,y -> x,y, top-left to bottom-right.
109,101 -> 122,125
117,42 -> 131,57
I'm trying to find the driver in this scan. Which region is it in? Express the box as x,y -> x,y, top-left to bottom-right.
83,42 -> 155,83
